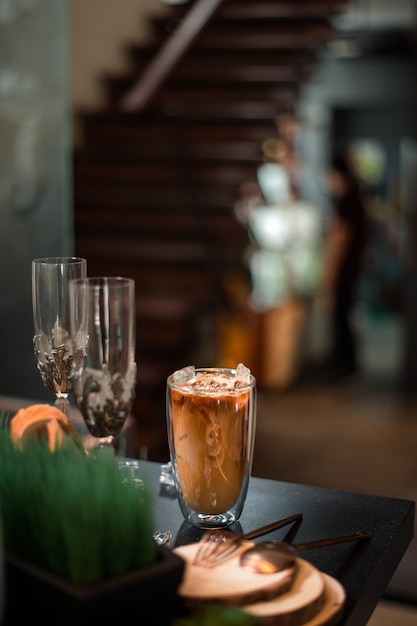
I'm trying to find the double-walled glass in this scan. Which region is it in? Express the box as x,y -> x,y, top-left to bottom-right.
166,366 -> 256,529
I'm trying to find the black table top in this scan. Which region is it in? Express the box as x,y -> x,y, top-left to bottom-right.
142,460 -> 414,626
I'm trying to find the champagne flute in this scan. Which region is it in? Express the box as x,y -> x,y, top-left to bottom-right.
32,257 -> 87,418
69,276 -> 137,450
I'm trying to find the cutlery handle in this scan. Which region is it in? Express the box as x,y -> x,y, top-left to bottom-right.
293,531 -> 370,552
242,513 -> 303,541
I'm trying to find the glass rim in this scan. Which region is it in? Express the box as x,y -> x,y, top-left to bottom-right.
32,256 -> 87,265
167,366 -> 256,390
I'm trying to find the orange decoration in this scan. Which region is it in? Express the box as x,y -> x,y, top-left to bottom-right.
11,404 -> 79,451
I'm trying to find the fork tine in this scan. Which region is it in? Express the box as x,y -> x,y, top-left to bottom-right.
193,513 -> 303,568
192,530 -> 236,566
194,531 -> 241,567
196,540 -> 243,567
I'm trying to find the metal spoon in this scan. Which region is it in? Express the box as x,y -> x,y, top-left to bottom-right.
240,531 -> 370,574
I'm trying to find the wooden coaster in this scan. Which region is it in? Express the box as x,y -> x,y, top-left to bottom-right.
175,541 -> 299,607
243,557 -> 325,625
303,574 -> 346,626
244,570 -> 346,626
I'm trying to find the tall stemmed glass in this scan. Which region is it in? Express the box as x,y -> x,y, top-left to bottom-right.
69,276 -> 137,450
32,257 -> 87,418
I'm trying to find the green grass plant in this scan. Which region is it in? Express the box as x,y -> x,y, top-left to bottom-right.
0,416 -> 156,584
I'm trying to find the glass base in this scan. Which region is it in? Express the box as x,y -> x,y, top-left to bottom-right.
186,511 -> 238,529
94,436 -> 115,453
83,434 -> 115,454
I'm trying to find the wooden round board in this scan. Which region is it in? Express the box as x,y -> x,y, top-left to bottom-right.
244,571 -> 346,626
303,574 -> 345,626
174,542 -> 323,610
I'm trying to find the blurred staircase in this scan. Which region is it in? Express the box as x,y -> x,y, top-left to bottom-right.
73,0 -> 349,460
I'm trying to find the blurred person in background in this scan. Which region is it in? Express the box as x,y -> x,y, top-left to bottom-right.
318,149 -> 370,380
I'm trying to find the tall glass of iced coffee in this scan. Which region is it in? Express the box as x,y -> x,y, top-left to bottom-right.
166,364 -> 256,528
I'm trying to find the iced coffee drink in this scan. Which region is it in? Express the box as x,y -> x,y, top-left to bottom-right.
166,364 -> 256,528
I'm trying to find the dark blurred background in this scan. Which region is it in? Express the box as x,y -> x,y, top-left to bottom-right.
0,0 -> 416,453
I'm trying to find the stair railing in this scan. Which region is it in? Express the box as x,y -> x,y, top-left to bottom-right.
120,0 -> 224,113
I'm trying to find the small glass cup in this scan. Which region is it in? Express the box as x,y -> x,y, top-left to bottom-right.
166,365 -> 257,529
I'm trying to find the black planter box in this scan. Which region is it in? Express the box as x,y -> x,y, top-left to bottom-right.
4,546 -> 185,625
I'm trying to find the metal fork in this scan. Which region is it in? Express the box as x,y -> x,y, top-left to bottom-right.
193,512 -> 303,568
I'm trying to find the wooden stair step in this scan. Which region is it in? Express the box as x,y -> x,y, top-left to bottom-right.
75,238 -> 239,268
103,76 -> 300,106
74,193 -> 248,246
76,109 -> 279,147
74,208 -> 247,240
219,0 -> 347,8
143,25 -> 335,52
144,85 -> 299,106
117,64 -> 308,89
80,123 -> 274,146
154,0 -> 347,23
74,183 -> 239,209
137,293 -> 205,329
148,2 -> 337,37
122,48 -> 314,75
140,99 -> 296,120
74,241 -> 245,273
74,139 -> 263,161
171,63 -> 308,84
126,44 -> 318,69
78,107 -> 279,127
74,161 -> 259,185
78,101 -> 285,124
76,235 -> 208,264
213,0 -> 347,20
168,64 -> 311,84
75,238 -> 245,273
